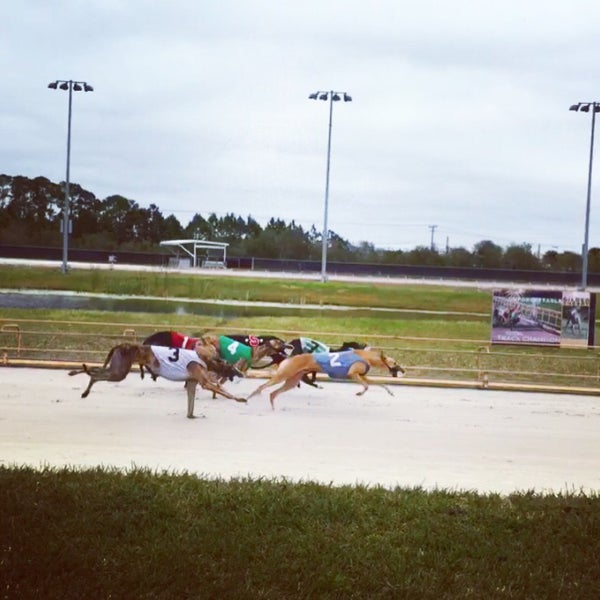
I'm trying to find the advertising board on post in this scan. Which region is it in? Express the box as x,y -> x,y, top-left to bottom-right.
491,289 -> 595,348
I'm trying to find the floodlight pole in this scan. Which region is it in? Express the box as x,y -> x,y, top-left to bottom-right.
48,79 -> 94,273
583,107 -> 597,289
309,90 -> 352,282
322,94 -> 334,283
570,101 -> 600,289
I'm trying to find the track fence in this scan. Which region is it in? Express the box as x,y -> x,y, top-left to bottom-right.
1,318 -> 599,394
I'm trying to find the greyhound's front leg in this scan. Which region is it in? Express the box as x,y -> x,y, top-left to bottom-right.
350,373 -> 370,396
185,380 -> 198,418
301,372 -> 322,389
354,374 -> 394,396
202,380 -> 246,403
187,364 -> 246,404
234,358 -> 249,372
378,382 -> 394,396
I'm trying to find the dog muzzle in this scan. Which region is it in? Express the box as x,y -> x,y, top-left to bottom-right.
389,365 -> 404,378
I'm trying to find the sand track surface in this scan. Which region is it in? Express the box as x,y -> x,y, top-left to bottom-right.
2,367 -> 599,495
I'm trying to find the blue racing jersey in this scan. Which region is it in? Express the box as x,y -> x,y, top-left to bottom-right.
312,350 -> 369,379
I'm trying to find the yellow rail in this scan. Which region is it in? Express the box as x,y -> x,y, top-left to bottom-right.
1,318 -> 599,394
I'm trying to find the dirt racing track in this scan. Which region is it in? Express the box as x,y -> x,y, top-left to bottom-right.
2,366 -> 599,495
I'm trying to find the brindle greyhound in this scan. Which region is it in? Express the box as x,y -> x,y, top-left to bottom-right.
68,342 -> 246,418
246,348 -> 405,409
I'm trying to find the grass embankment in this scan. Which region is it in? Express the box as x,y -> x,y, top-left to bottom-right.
2,466 -> 599,599
0,264 -> 488,312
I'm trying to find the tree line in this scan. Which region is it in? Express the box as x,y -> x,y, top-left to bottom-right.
0,174 -> 593,272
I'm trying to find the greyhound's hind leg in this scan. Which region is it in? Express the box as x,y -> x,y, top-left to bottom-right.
246,379 -> 276,400
81,377 -> 96,398
269,372 -> 305,409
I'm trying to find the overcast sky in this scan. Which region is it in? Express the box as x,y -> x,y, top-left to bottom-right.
3,1 -> 600,253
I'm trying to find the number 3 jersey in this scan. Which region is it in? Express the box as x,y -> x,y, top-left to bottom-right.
312,350 -> 369,379
150,346 -> 206,381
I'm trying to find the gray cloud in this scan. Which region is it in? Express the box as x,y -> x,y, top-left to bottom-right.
2,0 -> 600,253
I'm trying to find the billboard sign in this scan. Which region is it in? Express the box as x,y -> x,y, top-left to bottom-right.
491,289 -> 595,347
560,290 -> 595,347
492,289 -> 562,346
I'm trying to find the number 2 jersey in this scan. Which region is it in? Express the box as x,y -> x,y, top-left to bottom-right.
312,350 -> 369,379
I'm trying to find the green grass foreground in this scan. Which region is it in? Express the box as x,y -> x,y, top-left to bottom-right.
1,466 -> 599,599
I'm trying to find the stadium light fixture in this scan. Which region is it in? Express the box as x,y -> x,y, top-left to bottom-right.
569,101 -> 600,289
48,80 -> 94,274
309,90 -> 352,283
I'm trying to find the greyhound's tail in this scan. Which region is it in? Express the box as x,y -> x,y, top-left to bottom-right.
68,365 -> 86,376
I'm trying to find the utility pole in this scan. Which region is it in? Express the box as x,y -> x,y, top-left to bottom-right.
429,225 -> 437,251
